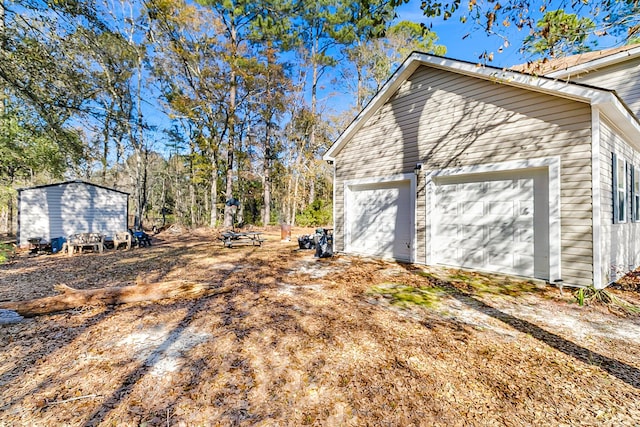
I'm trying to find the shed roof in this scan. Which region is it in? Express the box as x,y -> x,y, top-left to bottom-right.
18,179 -> 129,195
324,52 -> 640,160
511,44 -> 640,77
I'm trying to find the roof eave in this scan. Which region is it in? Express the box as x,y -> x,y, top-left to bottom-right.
323,54 -> 422,161
17,179 -> 130,195
595,94 -> 640,149
324,53 -> 610,161
546,46 -> 640,79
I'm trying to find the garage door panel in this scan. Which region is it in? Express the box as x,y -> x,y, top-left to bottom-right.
453,250 -> 484,267
517,254 -> 535,269
487,201 -> 515,216
433,171 -> 548,279
461,201 -> 484,216
347,180 -> 413,261
517,227 -> 534,243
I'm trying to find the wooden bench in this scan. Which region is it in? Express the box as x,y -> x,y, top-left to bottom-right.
66,233 -> 105,256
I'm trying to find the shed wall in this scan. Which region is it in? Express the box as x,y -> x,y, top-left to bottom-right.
334,65 -> 594,286
18,182 -> 127,246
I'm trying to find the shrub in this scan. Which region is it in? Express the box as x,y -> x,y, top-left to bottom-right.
296,199 -> 332,227
0,243 -> 14,264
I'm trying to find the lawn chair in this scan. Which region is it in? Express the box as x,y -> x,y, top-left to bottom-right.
129,229 -> 152,247
113,231 -> 132,250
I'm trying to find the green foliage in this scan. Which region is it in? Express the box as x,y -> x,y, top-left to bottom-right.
342,19 -> 446,108
0,0 -> 431,232
0,243 -> 15,264
369,283 -> 448,309
418,0 -> 640,61
523,10 -> 595,57
0,103 -> 72,183
295,199 -> 332,227
573,286 -> 640,314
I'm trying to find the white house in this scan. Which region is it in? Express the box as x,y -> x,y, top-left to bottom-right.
324,45 -> 640,289
17,180 -> 128,247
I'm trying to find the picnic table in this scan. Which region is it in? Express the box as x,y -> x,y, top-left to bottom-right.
219,231 -> 265,248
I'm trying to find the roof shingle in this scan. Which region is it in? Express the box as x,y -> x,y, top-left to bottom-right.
511,44 -> 640,75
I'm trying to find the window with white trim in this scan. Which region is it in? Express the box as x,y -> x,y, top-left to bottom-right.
613,153 -> 627,223
633,165 -> 640,222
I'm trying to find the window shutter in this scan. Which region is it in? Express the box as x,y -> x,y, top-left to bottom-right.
633,165 -> 637,222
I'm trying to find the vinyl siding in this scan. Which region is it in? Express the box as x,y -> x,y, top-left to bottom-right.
18,182 -> 127,246
570,57 -> 640,119
334,65 -> 593,286
599,119 -> 640,284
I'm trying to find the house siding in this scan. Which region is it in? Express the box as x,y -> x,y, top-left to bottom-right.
334,65 -> 594,286
570,56 -> 640,118
18,182 -> 128,247
599,119 -> 640,283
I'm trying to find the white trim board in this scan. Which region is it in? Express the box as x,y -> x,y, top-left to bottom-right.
546,46 -> 640,79
424,157 -> 561,283
591,109 -> 603,288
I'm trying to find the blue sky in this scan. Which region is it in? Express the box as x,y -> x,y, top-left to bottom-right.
318,1 -> 538,118
315,0 -> 628,116
147,1 -> 629,145
394,1 -> 530,68
393,0 -> 626,68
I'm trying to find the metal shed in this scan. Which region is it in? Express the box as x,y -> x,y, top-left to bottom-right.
17,180 -> 129,247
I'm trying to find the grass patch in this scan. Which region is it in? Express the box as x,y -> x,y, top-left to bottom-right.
0,242 -> 14,264
369,283 -> 449,309
415,271 -> 440,281
448,270 -> 541,297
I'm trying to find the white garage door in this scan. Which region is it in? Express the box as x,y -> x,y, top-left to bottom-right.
346,180 -> 413,261
433,170 -> 549,279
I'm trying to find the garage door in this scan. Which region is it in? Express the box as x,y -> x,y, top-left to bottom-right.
433,170 -> 549,279
346,180 -> 413,261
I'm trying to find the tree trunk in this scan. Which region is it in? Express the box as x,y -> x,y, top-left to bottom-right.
310,34 -> 318,158
132,54 -> 148,230
292,169 -> 299,227
0,282 -> 233,317
190,180 -> 196,226
356,40 -> 364,110
308,176 -> 315,205
224,26 -> 238,228
223,80 -> 236,228
263,131 -> 271,226
7,171 -> 14,235
101,101 -> 113,184
262,48 -> 273,226
209,148 -> 218,227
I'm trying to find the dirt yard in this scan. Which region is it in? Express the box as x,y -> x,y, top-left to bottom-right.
1,227 -> 639,426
